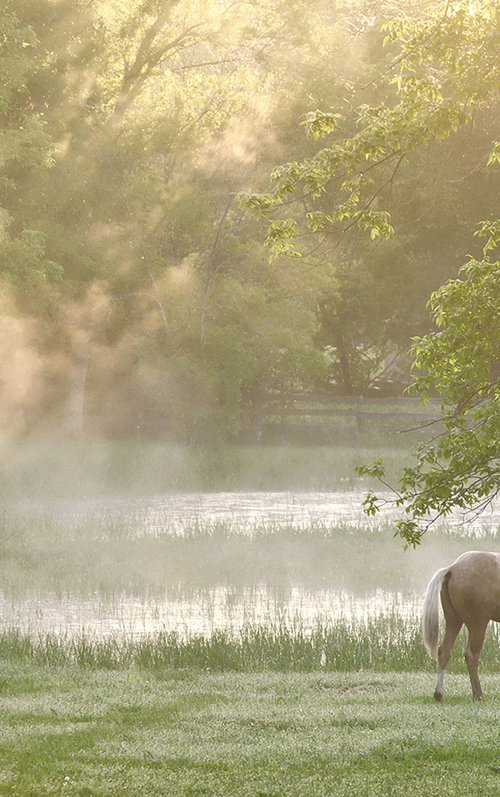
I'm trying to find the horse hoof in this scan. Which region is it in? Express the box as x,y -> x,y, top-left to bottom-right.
433,691 -> 443,702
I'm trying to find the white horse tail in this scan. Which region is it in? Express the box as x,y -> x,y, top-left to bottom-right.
422,566 -> 449,660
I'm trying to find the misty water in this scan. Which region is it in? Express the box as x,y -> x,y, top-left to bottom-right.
2,489 -> 499,640
14,488 -> 500,534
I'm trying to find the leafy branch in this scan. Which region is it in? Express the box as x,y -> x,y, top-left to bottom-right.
357,221 -> 500,547
241,0 -> 498,257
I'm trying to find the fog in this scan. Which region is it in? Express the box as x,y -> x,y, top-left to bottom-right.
1,440 -> 498,641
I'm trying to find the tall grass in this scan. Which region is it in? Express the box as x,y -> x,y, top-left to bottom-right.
1,615 -> 499,673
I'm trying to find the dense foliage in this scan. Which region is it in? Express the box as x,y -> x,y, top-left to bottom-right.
0,0 -> 498,445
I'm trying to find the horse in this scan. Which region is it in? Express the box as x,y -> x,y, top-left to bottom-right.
422,551 -> 500,700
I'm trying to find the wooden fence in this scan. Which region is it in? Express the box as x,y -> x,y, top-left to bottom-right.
246,392 -> 441,441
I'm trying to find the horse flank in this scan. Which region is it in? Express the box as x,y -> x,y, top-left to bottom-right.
422,566 -> 449,660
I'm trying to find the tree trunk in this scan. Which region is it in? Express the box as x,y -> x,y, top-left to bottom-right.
335,331 -> 354,395
63,330 -> 89,438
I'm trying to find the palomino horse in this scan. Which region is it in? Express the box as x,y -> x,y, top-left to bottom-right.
423,551 -> 500,700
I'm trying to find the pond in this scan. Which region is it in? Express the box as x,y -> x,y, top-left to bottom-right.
1,491 -> 498,640
14,488 -> 500,534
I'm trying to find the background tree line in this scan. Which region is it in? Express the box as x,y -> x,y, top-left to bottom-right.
0,0 -> 497,443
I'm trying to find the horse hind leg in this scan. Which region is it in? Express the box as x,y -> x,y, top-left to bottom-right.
464,621 -> 488,701
434,581 -> 463,701
435,620 -> 462,701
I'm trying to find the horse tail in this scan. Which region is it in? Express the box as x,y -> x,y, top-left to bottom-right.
422,566 -> 449,660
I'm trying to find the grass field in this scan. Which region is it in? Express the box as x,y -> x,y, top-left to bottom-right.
1,664 -> 500,797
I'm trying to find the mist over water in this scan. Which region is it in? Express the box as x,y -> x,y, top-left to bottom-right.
1,443 -> 498,642
12,489 -> 500,536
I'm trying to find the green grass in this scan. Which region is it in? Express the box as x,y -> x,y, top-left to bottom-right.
0,617 -> 499,674
1,665 -> 500,796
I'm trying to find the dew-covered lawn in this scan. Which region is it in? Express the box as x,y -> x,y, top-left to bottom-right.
1,665 -> 500,797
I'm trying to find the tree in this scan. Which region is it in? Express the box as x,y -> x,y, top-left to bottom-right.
243,0 -> 499,536
2,0 -> 497,444
358,221 -> 499,546
242,1 -> 498,394
242,0 -> 498,252
0,5 -> 63,310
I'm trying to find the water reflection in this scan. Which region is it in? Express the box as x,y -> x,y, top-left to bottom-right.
0,585 -> 421,639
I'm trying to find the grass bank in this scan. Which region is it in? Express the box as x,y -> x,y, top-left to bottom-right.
1,665 -> 500,796
1,620 -> 499,674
